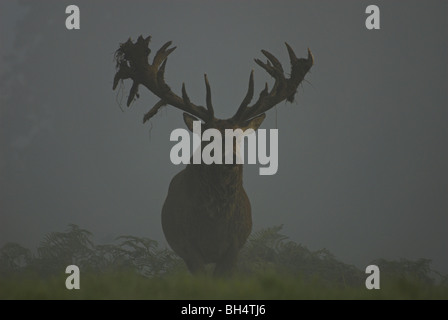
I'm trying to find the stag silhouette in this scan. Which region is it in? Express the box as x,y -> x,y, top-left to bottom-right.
113,35 -> 313,275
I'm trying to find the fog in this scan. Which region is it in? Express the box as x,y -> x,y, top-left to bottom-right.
0,0 -> 447,274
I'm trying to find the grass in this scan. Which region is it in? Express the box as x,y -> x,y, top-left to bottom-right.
1,271 -> 447,300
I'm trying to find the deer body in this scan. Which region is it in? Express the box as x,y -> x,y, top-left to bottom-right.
113,35 -> 313,275
162,162 -> 251,274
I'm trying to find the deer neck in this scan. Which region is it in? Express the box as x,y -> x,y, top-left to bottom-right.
188,163 -> 244,198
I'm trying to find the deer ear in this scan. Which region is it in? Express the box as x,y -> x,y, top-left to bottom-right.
183,113 -> 199,132
241,113 -> 266,131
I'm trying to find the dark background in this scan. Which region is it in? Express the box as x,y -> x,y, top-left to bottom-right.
0,1 -> 447,273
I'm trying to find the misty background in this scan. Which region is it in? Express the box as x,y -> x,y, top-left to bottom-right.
0,0 -> 447,274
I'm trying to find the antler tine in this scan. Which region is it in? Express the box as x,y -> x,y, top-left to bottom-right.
153,41 -> 176,68
233,44 -> 313,122
181,82 -> 192,105
204,74 -> 214,118
285,42 -> 298,64
261,49 -> 284,73
233,70 -> 254,121
113,35 -> 211,123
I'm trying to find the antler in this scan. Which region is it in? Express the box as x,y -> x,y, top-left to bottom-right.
113,35 -> 214,123
232,43 -> 314,122
113,36 -> 313,124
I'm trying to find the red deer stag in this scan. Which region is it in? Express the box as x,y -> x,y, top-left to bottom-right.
113,36 -> 313,275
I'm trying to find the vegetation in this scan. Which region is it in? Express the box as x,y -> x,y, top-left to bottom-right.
1,224 -> 447,299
